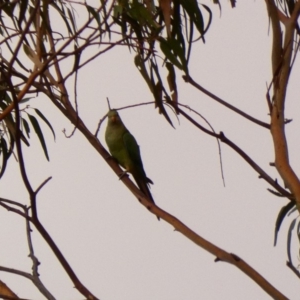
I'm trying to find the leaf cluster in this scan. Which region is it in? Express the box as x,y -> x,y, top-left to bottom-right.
0,79 -> 55,176
113,0 -> 212,125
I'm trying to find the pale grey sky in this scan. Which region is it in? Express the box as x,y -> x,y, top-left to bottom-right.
0,1 -> 299,299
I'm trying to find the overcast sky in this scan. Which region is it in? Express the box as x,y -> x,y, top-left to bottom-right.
0,1 -> 299,299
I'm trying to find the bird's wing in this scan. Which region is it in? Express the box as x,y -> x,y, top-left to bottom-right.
122,131 -> 153,183
122,131 -> 158,219
122,131 -> 144,169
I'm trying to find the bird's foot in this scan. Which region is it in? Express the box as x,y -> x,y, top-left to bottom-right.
105,155 -> 118,162
118,171 -> 129,180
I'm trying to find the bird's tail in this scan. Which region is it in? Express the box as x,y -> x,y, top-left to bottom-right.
134,175 -> 160,221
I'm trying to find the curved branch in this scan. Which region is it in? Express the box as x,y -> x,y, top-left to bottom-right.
183,75 -> 270,129
155,207 -> 288,300
25,208 -> 56,300
3,72 -> 99,300
44,86 -> 289,299
169,102 -> 293,200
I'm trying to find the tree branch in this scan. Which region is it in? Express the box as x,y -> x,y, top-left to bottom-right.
265,0 -> 283,75
3,72 -> 99,300
183,74 -> 270,129
168,102 -> 293,200
268,1 -> 300,210
44,87 -> 289,299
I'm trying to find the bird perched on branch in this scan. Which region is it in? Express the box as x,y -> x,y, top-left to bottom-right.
105,109 -> 159,220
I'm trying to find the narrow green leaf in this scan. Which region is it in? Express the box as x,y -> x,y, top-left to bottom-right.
22,118 -> 30,138
134,55 -> 153,92
34,108 -> 55,140
113,4 -> 123,18
166,62 -> 176,92
150,62 -> 174,127
0,137 -> 8,178
72,45 -> 81,72
274,201 -> 295,246
297,221 -> 300,243
287,218 -> 296,263
179,0 -> 204,35
201,5 -> 212,36
154,81 -> 163,108
23,43 -> 32,58
19,97 -> 32,104
172,3 -> 186,52
166,62 -> 178,111
67,7 -> 77,36
100,0 -> 111,40
186,19 -> 193,66
4,92 -> 12,104
86,5 -> 102,40
167,37 -> 187,72
27,114 -> 49,161
130,1 -> 159,29
159,38 -> 183,70
50,1 -> 73,35
23,43 -> 57,85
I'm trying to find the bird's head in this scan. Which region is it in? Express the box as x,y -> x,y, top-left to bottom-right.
107,109 -> 121,124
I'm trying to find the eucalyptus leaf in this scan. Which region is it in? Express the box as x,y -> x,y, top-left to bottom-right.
34,108 -> 56,140
159,38 -> 183,70
22,118 -> 30,138
86,5 -> 102,41
274,201 -> 295,246
28,114 -> 49,161
287,218 -> 296,263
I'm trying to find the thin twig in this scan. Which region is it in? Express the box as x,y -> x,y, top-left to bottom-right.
25,207 -> 56,300
35,177 -> 52,195
177,102 -> 225,187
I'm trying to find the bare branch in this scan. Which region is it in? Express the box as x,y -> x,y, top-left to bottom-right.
167,101 -> 293,200
52,85 -> 288,298
2,63 -> 99,300
0,198 -> 30,220
183,75 -> 270,129
25,209 -> 56,300
35,177 -> 52,195
132,185 -> 289,300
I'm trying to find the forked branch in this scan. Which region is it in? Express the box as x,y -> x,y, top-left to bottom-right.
266,0 -> 300,211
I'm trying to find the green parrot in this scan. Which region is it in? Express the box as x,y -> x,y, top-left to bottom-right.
105,109 -> 159,220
